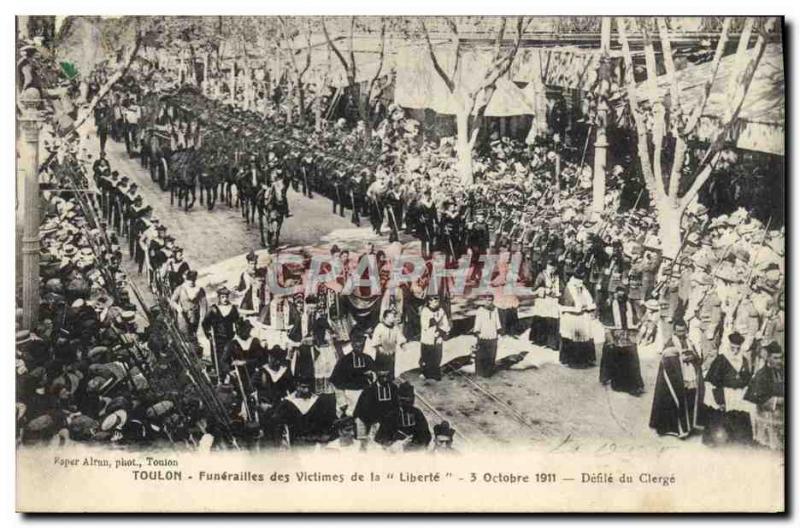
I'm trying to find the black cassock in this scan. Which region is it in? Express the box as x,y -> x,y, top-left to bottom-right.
354,382 -> 398,429
703,354 -> 753,446
330,352 -> 375,391
375,407 -> 431,450
254,365 -> 295,407
649,348 -> 705,438
598,299 -> 644,395
272,393 -> 337,446
224,337 -> 266,394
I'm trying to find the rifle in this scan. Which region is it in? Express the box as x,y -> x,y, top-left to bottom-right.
233,363 -> 253,422
727,217 -> 773,329
209,327 -> 221,385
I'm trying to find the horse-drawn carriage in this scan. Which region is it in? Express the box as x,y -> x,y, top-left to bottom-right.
141,125 -> 173,191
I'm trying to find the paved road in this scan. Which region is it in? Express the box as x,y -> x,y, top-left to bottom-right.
99,136 -> 357,272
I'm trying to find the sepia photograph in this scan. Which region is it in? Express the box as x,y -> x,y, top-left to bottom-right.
12,9 -> 786,513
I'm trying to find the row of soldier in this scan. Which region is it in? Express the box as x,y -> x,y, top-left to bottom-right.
35,119 -> 459,451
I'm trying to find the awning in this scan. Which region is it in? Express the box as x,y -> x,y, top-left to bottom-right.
394,44 -> 535,116
634,43 -> 784,156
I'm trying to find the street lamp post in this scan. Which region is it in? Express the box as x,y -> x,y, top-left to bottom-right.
18,89 -> 43,330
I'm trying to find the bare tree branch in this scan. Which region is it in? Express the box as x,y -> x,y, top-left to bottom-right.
367,17 -> 387,105
472,16 -> 525,103
641,20 -> 668,200
679,16 -> 776,209
300,19 -> 312,78
420,19 -> 455,93
321,17 -> 354,85
657,18 -> 687,200
683,17 -> 730,134
348,16 -> 357,81
446,17 -> 462,81
61,30 -> 143,138
617,17 -> 659,196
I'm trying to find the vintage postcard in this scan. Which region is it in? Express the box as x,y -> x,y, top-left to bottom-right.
14,15 -> 785,512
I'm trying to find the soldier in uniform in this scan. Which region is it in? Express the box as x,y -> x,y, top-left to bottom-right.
331,166 -> 346,218
465,211 -> 490,284
164,246 -> 189,292
99,170 -> 119,221
146,225 -> 168,291
170,270 -> 208,343
236,250 -> 269,322
92,151 -> 111,214
202,286 -> 240,381
415,188 -> 437,258
127,195 -> 150,259
366,176 -> 387,235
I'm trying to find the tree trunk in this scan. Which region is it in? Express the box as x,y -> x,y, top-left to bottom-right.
314,91 -> 323,131
229,61 -> 236,105
455,111 -> 474,185
655,200 -> 683,259
297,84 -> 306,126
358,90 -> 372,145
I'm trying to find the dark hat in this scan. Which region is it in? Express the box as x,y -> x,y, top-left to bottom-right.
217,285 -> 230,296
398,381 -> 415,401
245,249 -> 258,262
433,420 -> 455,438
728,332 -> 745,345
763,341 -> 783,356
186,270 -> 198,281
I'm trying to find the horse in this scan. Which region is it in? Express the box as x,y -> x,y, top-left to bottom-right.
238,162 -> 263,226
169,149 -> 198,211
255,180 -> 286,249
198,164 -> 221,211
